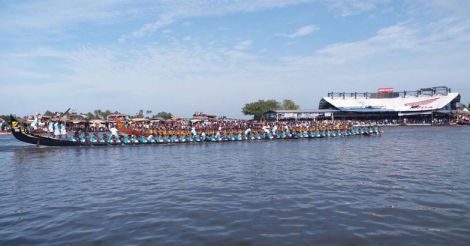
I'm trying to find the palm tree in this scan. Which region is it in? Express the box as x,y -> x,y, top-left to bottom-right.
146,110 -> 152,118
94,109 -> 103,119
136,109 -> 144,118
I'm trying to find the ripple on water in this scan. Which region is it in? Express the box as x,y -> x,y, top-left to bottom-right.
0,128 -> 470,245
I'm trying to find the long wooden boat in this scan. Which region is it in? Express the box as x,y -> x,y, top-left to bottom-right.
10,115 -> 380,147
115,119 -> 150,137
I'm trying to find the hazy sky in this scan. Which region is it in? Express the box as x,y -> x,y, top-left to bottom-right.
1,0 -> 469,118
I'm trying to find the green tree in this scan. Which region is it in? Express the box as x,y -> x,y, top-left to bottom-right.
101,110 -> 113,119
136,109 -> 144,118
0,115 -> 11,122
281,99 -> 300,110
88,109 -> 120,120
145,110 -> 153,118
242,99 -> 281,120
86,112 -> 96,120
94,109 -> 103,119
153,111 -> 173,120
43,110 -> 54,117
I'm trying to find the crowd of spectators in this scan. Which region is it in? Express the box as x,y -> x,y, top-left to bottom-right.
17,111 -> 470,140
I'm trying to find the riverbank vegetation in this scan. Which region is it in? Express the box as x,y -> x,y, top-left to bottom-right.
12,109 -> 174,120
0,115 -> 11,122
242,99 -> 300,120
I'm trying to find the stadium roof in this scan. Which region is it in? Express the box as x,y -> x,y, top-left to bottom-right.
319,87 -> 460,113
265,109 -> 339,113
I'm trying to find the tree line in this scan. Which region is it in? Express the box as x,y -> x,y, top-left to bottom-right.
132,110 -> 172,119
3,102 -> 469,123
0,110 -> 173,122
0,115 -> 11,122
242,99 -> 300,120
82,110 -> 174,120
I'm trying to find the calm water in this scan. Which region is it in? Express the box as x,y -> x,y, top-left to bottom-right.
0,127 -> 469,245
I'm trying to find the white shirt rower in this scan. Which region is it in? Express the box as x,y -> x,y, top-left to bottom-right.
110,127 -> 118,137
60,123 -> 66,136
54,122 -> 60,137
48,122 -> 54,133
262,125 -> 270,134
31,117 -> 38,130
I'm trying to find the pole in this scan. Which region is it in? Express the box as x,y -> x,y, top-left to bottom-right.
431,110 -> 434,126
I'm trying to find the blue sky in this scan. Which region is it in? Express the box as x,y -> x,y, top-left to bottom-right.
1,0 -> 470,117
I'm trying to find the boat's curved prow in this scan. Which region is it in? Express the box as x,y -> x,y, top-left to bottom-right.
9,115 -> 80,147
10,115 -> 40,145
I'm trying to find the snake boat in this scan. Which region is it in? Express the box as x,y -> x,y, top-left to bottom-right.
9,115 -> 380,147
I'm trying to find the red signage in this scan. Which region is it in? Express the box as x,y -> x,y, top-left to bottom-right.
404,97 -> 439,108
378,88 -> 394,93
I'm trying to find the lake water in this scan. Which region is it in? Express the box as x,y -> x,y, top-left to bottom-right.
0,127 -> 469,245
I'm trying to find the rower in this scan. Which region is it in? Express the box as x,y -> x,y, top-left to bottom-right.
30,114 -> 39,131
272,125 -> 278,137
60,122 -> 67,139
48,122 -> 54,136
110,125 -> 118,137
54,121 -> 60,138
90,133 -> 98,143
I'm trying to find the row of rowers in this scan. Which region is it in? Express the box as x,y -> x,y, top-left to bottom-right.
121,124 -> 358,136
70,125 -> 381,143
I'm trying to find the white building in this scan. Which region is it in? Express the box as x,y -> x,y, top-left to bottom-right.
264,86 -> 461,121
319,86 -> 460,116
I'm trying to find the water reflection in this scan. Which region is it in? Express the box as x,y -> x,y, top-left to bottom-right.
0,128 -> 469,245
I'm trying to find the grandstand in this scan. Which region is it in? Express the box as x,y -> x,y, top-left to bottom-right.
264,86 -> 461,122
319,86 -> 460,119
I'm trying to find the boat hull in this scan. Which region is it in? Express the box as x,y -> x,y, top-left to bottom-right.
10,115 -> 380,147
